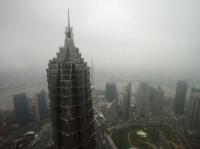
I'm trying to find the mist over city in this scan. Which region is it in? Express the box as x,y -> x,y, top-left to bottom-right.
0,0 -> 200,149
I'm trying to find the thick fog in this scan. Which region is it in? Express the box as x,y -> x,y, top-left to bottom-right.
0,0 -> 199,78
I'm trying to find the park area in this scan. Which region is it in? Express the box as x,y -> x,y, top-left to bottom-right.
111,123 -> 182,149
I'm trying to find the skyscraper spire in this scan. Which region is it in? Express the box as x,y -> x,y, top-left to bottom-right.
68,8 -> 70,29
65,8 -> 73,39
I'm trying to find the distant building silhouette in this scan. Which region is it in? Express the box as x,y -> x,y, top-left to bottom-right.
122,82 -> 132,120
135,82 -> 151,119
47,10 -> 95,149
135,82 -> 164,119
13,93 -> 30,125
105,83 -> 118,103
104,82 -> 119,121
174,80 -> 187,114
187,85 -> 200,132
35,90 -> 47,120
151,86 -> 164,118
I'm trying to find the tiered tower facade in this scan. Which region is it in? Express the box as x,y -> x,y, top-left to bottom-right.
47,11 -> 94,149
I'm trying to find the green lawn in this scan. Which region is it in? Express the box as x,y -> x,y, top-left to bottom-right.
111,124 -> 177,149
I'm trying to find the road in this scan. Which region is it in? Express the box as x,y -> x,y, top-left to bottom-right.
30,123 -> 52,149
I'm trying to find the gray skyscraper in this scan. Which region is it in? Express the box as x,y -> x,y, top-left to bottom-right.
47,11 -> 95,149
135,82 -> 151,119
105,82 -> 118,103
122,82 -> 132,120
151,86 -> 164,118
13,93 -> 30,125
174,80 -> 187,114
35,90 -> 47,120
135,83 -> 164,119
104,82 -> 119,121
187,85 -> 200,132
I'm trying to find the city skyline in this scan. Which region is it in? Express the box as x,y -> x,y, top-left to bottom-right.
0,1 -> 200,148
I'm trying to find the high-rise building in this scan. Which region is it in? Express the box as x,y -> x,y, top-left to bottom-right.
174,80 -> 187,114
35,90 -> 47,120
13,93 -> 30,125
151,86 -> 164,118
105,83 -> 118,103
135,82 -> 164,119
47,10 -> 95,149
187,85 -> 200,132
104,82 -> 119,121
122,82 -> 132,120
135,82 -> 151,119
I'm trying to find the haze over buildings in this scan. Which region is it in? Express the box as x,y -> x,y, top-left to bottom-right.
0,0 -> 200,79
0,0 -> 199,111
0,1 -> 200,149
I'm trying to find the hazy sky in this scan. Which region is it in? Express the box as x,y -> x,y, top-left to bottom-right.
0,0 -> 199,78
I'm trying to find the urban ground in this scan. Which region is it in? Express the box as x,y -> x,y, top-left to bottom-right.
111,123 -> 184,149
